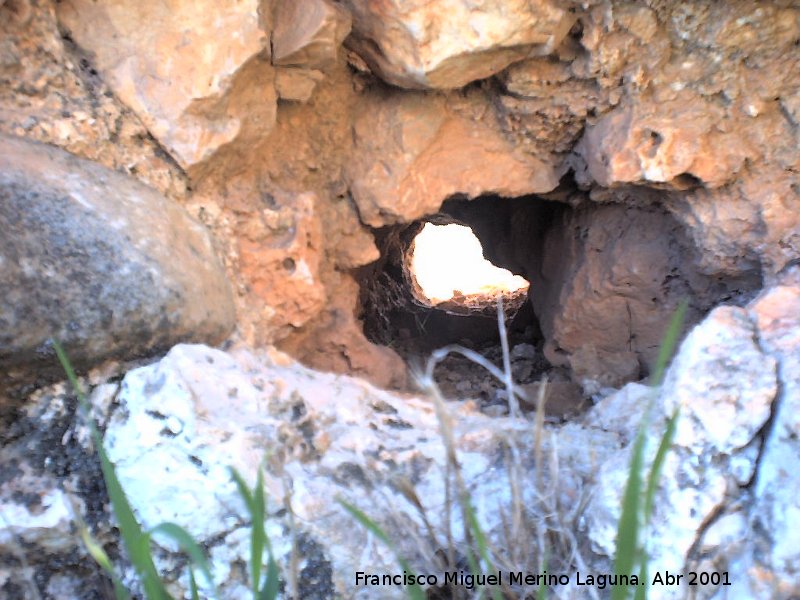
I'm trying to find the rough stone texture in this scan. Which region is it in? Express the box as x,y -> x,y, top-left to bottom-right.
3,268 -> 800,596
235,190 -> 327,336
720,272 -> 800,599
666,165 -> 800,282
347,91 -> 559,227
272,0 -> 351,70
0,135 -> 235,398
586,271 -> 800,599
0,0 -> 187,199
343,0 -> 575,89
274,68 -> 325,103
2,0 -> 799,402
56,0 -> 274,170
529,201 -> 759,388
0,343 -> 620,598
573,3 -> 800,191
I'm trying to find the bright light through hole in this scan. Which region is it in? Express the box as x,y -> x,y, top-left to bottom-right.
411,223 -> 529,304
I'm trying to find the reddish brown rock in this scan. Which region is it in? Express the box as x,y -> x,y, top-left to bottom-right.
530,202 -> 755,388
277,271 -> 408,390
347,92 -> 559,227
235,191 -> 326,342
667,166 -> 800,283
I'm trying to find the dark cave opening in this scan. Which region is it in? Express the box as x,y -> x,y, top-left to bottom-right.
357,187 -> 764,417
357,194 -> 578,416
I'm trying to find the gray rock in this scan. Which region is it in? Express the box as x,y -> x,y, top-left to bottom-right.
0,134 -> 235,401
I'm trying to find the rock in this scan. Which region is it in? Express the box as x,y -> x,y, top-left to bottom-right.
347,92 -> 559,226
510,343 -> 536,360
569,346 -> 640,395
570,3 -> 800,190
584,276 -> 800,599
0,0 -> 187,199
576,92 -> 749,189
235,190 -> 327,338
0,447 -> 78,554
274,68 -> 325,103
272,0 -> 351,70
93,343 -> 618,598
518,380 -> 587,420
276,270 -> 408,390
0,135 -> 235,399
343,0 -> 574,89
667,166 -> 800,282
56,0 -> 273,170
721,272 -> 800,598
532,203 -> 709,385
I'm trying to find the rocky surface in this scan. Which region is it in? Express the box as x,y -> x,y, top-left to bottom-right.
0,0 -> 187,199
0,342 -> 621,598
586,267 -> 800,599
56,0 -> 273,172
347,90 -> 559,227
0,134 -> 235,401
4,274 -> 800,597
530,202 -> 760,389
343,0 -> 575,89
4,0 -> 796,389
272,0 -> 351,71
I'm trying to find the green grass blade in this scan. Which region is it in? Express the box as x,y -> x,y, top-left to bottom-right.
644,409 -> 679,521
230,467 -> 267,594
79,526 -> 131,600
634,558 -> 648,600
53,340 -> 172,600
189,570 -> 200,600
338,499 -> 426,600
257,555 -> 280,600
229,467 -> 255,509
463,501 -> 501,600
99,446 -> 171,600
632,409 -> 679,600
150,522 -> 217,596
611,427 -> 646,600
650,300 -> 688,387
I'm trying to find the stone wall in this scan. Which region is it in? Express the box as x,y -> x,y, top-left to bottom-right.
2,0 -> 798,394
2,1 -> 800,597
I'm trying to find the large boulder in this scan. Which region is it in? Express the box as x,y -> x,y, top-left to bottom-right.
0,135 -> 235,399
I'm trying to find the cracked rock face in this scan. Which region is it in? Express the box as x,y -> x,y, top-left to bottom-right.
66,343 -> 620,598
56,0 -> 274,170
4,0 -> 799,388
2,274 -> 800,596
585,269 -> 800,599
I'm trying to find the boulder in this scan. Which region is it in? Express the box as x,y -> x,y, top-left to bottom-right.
0,135 -> 235,399
347,92 -> 559,227
585,269 -> 800,599
271,0 -> 351,70
343,0 -> 574,89
56,0 -> 274,170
